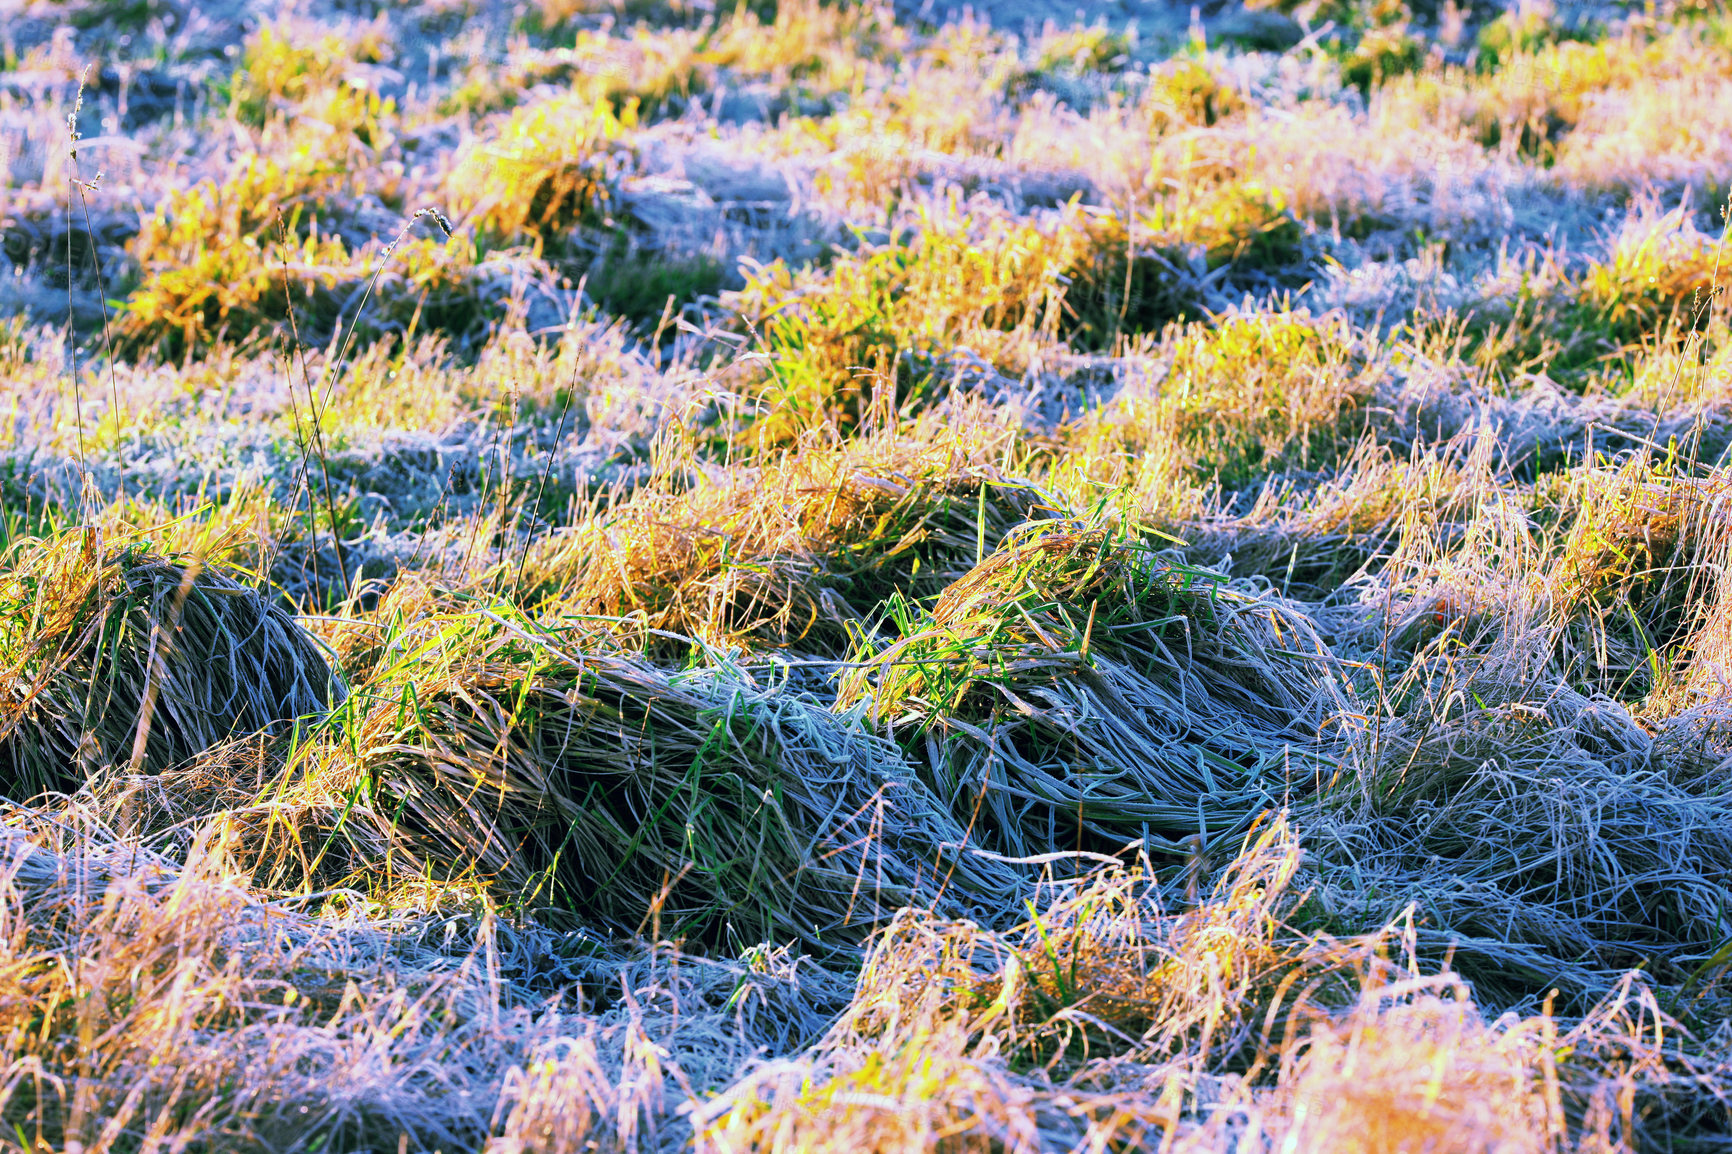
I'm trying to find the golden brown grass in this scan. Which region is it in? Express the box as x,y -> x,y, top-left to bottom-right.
518,432 -> 1046,655
0,535 -> 337,797
5,0 -> 1732,1147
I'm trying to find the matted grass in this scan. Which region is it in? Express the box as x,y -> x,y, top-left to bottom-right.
0,534 -> 339,797
518,434 -> 1050,656
839,522 -> 1344,859
6,0 -> 1732,1146
334,607 -> 1025,950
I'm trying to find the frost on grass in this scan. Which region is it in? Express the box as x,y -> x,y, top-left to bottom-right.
1,0 -> 1731,1149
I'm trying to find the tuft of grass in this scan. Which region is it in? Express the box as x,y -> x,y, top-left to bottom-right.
1475,0 -> 1601,72
113,152 -> 356,360
1574,204 -> 1730,356
722,207 -> 1082,441
1544,459 -> 1732,703
696,817 -> 1309,1147
0,533 -> 339,797
725,194 -> 1308,442
220,18 -> 398,137
1341,23 -> 1426,97
445,94 -> 635,246
838,522 -> 1342,858
339,606 -> 1022,950
1142,57 -> 1243,132
114,151 -> 510,359
1387,28 -> 1657,166
519,435 -> 1050,657
1074,308 -> 1376,491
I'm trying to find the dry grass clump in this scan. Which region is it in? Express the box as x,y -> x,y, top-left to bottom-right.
839,524 -> 1341,858
1572,204 -> 1730,356
1402,202 -> 1732,391
723,206 -> 1084,441
0,808 -> 829,1153
1340,21 -> 1427,97
67,733 -> 417,899
886,814 -> 1304,1070
1381,29 -> 1649,164
1028,23 -> 1130,79
695,818 -> 1306,1151
451,24 -> 707,119
1174,968 -> 1660,1154
1183,436 -> 1484,595
110,144 -> 489,359
1074,308 -> 1378,492
519,435 -> 1047,656
763,18 -> 1023,215
0,811 -> 1679,1154
1472,1 -> 1602,71
445,93 -> 636,246
1546,21 -> 1732,196
1141,57 -> 1243,133
1158,310 -> 1373,487
1543,459 -> 1732,701
1059,187 -> 1306,349
1230,989 -> 1563,1151
726,198 -> 1310,445
223,17 -> 398,134
697,817 -> 1681,1152
1389,213 -> 1725,403
113,151 -> 359,360
0,534 -> 338,798
1667,571 -> 1732,714
705,0 -> 899,91
1311,495 -> 1732,1006
1052,214 -> 1217,349
0,815 -> 468,1151
338,607 -> 1021,949
1152,182 -> 1307,279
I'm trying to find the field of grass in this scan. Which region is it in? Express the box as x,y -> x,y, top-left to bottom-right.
1,0 -> 1732,1148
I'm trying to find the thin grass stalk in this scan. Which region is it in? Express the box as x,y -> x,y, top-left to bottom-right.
315,208 -> 453,420
273,223 -> 350,605
297,207 -> 452,604
62,76 -> 92,525
276,211 -> 324,599
512,353 -> 581,595
127,555 -> 203,773
486,368 -> 524,597
68,131 -> 124,507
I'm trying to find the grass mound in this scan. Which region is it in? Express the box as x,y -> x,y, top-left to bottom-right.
1072,309 -> 1378,494
0,536 -> 340,797
721,208 -> 1083,442
1546,462 -> 1732,701
519,437 -> 1049,657
348,611 -> 1023,950
113,152 -> 358,361
838,523 -> 1342,860
444,93 -> 633,245
88,736 -> 419,898
696,818 -> 1308,1147
1318,678 -> 1732,1010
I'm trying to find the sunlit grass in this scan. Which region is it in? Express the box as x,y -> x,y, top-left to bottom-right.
1,0 -> 1730,1148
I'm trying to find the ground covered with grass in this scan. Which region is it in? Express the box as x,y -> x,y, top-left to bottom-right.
0,0 -> 1731,1149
